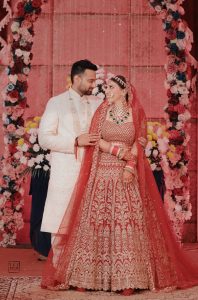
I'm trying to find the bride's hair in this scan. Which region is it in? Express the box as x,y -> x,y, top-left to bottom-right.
110,75 -> 129,101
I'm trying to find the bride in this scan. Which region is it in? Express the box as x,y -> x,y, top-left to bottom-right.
41,75 -> 198,296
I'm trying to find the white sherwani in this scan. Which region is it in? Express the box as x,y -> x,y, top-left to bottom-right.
38,88 -> 102,233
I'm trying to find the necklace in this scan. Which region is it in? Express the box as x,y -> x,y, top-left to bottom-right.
109,103 -> 130,125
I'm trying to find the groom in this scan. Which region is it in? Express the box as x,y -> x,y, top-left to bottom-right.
38,59 -> 102,237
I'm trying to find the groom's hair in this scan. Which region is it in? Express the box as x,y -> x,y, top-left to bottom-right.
71,59 -> 97,83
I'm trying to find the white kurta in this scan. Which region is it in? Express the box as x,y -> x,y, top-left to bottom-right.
38,88 -> 102,233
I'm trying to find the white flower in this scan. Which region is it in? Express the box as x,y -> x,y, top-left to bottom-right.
33,144 -> 40,152
29,135 -> 37,144
175,121 -> 184,130
153,149 -> 159,158
9,74 -> 18,84
35,154 -> 44,163
170,85 -> 178,94
3,191 -> 11,198
15,49 -> 23,57
156,127 -> 162,137
158,138 -> 169,154
23,67 -> 30,75
43,165 -> 50,171
95,79 -> 104,85
35,165 -> 41,169
185,210 -> 192,220
28,128 -> 38,135
150,163 -> 157,171
175,204 -> 182,212
92,87 -> 98,95
19,188 -> 25,196
45,153 -> 51,161
178,86 -> 189,95
97,92 -> 105,100
20,156 -> 27,164
27,159 -> 35,167
11,22 -> 20,33
16,204 -> 22,211
21,143 -> 29,152
107,72 -> 115,79
145,148 -> 151,157
155,5 -> 162,12
179,95 -> 189,105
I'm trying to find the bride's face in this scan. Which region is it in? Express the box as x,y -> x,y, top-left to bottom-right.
105,80 -> 125,105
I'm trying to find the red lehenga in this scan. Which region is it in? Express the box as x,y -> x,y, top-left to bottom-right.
41,89 -> 198,292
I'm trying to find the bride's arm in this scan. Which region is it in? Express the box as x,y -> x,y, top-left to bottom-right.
99,139 -> 111,153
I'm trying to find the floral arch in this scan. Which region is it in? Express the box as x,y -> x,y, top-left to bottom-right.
0,0 -> 197,246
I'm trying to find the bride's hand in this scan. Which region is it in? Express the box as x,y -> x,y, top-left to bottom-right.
122,169 -> 133,184
99,139 -> 111,153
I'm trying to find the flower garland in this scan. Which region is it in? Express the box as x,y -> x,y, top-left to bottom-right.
16,116 -> 50,175
145,121 -> 169,171
0,0 -> 47,246
149,0 -> 197,240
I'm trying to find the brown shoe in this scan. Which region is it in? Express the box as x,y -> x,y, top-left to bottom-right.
76,287 -> 86,292
120,288 -> 134,296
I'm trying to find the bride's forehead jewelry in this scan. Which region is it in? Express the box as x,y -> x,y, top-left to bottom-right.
113,76 -> 127,88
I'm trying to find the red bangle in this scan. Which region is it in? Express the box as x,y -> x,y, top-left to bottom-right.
110,145 -> 120,157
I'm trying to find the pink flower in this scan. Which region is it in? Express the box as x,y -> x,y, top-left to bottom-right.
167,55 -> 176,64
167,63 -> 178,73
175,104 -> 185,114
15,127 -> 25,136
3,207 -> 13,216
178,62 -> 187,72
21,20 -> 32,29
7,124 -> 16,133
5,107 -> 12,115
166,29 -> 177,40
171,20 -> 178,29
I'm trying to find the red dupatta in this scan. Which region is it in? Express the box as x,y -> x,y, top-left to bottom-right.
41,87 -> 198,290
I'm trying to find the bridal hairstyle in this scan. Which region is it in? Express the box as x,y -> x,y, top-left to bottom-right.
71,59 -> 98,83
110,75 -> 129,101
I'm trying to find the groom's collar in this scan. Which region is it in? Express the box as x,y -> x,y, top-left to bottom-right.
69,87 -> 85,100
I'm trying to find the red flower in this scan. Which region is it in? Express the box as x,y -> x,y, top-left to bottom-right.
167,89 -> 172,97
4,201 -> 12,209
167,63 -> 178,74
180,175 -> 189,186
32,0 -> 42,8
166,29 -> 177,40
13,192 -> 21,206
8,143 -> 17,154
173,188 -> 183,196
176,145 -> 184,154
17,2 -> 25,10
169,130 -> 180,139
8,90 -> 19,98
17,7 -> 25,17
174,104 -> 185,114
167,105 -> 175,113
171,20 -> 178,29
20,99 -> 27,108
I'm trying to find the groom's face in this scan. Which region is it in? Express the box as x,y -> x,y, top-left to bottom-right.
77,69 -> 96,95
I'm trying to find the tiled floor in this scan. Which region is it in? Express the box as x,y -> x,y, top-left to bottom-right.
1,246 -> 198,300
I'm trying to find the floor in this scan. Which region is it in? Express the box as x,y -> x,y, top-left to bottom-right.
0,244 -> 198,300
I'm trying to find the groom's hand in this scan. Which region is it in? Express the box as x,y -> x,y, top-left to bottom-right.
77,133 -> 100,146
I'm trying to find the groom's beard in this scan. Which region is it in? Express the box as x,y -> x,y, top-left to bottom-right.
84,89 -> 93,95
